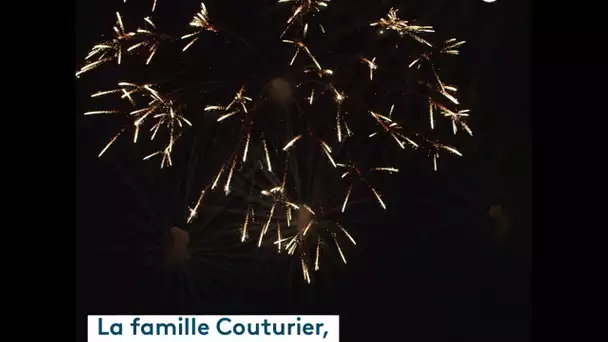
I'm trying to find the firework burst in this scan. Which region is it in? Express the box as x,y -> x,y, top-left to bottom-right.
227,145 -> 360,284
77,0 -> 475,283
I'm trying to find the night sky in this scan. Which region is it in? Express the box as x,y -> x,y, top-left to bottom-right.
76,0 -> 531,341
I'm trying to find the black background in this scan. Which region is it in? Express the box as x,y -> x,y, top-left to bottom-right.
76,0 -> 531,341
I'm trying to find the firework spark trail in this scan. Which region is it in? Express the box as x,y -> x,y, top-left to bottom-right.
185,160 -> 242,224
337,163 -> 398,212
187,189 -> 207,223
142,131 -> 182,169
278,0 -> 331,37
369,105 -> 419,150
283,40 -> 322,70
125,17 -> 172,65
360,57 -> 378,80
182,2 -> 218,51
429,101 -> 473,136
370,8 -> 435,47
409,38 -> 466,70
263,138 -> 273,172
205,86 -> 252,120
415,136 -> 463,171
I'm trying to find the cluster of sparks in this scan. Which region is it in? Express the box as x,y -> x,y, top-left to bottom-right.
78,1 -> 473,283
233,164 -> 359,284
279,0 -> 330,37
182,2 -> 218,51
85,83 -> 189,168
76,13 -> 169,77
370,7 -> 435,46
